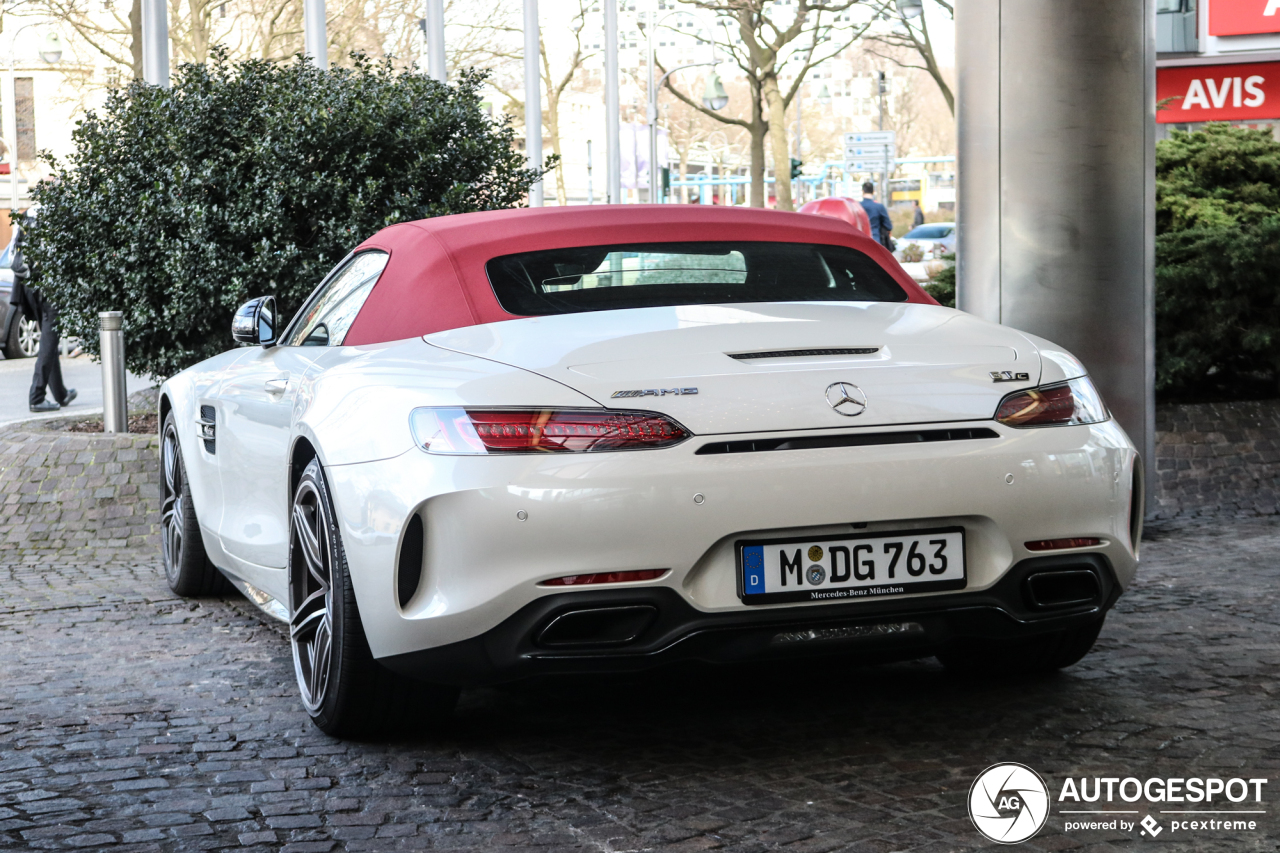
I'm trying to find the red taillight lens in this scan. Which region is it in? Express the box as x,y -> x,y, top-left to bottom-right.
410,407 -> 690,454
540,569 -> 668,586
995,376 -> 1108,427
1025,538 -> 1102,551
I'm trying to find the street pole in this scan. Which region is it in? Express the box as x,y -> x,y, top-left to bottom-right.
604,0 -> 621,204
587,139 -> 594,205
524,0 -> 543,207
141,0 -> 169,86
877,71 -> 887,205
646,21 -> 658,203
304,0 -> 328,69
424,0 -> 445,82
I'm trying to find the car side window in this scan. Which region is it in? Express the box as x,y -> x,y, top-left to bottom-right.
286,251 -> 389,347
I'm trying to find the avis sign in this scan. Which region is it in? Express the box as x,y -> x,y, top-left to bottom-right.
1156,61 -> 1280,123
1210,0 -> 1280,36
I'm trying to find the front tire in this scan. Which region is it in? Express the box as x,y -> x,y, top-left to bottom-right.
288,457 -> 458,738
161,411 -> 229,596
936,617 -> 1105,676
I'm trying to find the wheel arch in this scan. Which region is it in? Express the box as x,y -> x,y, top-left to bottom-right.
290,435 -> 319,503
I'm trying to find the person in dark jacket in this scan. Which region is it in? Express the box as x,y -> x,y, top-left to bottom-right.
912,199 -> 925,228
859,181 -> 893,249
9,223 -> 75,413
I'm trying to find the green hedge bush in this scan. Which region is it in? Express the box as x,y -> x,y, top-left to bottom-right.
27,51 -> 547,381
1156,123 -> 1280,400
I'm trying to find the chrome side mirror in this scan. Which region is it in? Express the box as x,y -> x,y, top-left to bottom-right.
231,296 -> 278,348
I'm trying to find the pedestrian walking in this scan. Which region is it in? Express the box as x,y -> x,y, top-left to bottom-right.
859,181 -> 893,250
912,199 -> 924,229
8,221 -> 75,413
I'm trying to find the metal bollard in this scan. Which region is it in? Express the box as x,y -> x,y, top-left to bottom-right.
99,311 -> 127,433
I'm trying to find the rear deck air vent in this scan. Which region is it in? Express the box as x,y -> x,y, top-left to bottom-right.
696,427 -> 999,455
728,347 -> 880,360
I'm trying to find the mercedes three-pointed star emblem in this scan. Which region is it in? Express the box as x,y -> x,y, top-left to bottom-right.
825,381 -> 868,417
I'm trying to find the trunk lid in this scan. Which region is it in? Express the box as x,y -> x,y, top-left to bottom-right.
425,303 -> 1041,435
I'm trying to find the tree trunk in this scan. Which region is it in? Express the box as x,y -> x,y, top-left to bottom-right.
761,73 -> 793,211
187,0 -> 211,63
748,123 -> 766,208
130,0 -> 144,79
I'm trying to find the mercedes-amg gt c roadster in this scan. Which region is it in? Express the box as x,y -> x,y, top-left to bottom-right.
158,206 -> 1142,736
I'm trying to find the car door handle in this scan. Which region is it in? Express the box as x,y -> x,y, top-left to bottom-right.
264,376 -> 289,394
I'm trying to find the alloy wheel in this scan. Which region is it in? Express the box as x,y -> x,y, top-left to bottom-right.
160,423 -> 184,585
289,480 -> 334,713
17,317 -> 38,357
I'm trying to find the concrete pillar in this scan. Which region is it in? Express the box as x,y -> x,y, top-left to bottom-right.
956,0 -> 1156,496
141,0 -> 169,86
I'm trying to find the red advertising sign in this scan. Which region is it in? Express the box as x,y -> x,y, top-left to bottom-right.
1209,0 -> 1280,36
1156,61 -> 1280,122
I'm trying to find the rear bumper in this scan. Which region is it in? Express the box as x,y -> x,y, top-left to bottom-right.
380,553 -> 1119,686
325,418 -> 1139,661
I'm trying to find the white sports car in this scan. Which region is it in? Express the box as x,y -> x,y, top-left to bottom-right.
159,206 -> 1142,736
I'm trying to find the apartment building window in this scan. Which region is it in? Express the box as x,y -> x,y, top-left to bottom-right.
15,78 -> 35,162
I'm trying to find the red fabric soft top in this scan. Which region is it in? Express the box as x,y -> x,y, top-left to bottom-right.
343,205 -> 936,346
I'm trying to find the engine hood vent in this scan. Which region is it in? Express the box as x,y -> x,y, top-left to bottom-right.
728,347 -> 880,360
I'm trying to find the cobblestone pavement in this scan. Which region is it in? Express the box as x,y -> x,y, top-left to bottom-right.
1,519 -> 1279,853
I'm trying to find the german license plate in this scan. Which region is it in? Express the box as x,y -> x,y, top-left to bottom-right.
737,527 -> 966,605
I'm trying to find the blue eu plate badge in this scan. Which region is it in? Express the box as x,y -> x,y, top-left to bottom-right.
742,545 -> 766,595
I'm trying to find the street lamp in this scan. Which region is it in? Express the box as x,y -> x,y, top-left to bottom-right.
38,33 -> 62,64
702,72 -> 728,110
642,11 -> 725,204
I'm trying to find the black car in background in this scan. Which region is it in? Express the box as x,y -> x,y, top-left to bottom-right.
0,226 -> 38,359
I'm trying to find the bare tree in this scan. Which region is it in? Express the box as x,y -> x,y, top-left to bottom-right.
865,0 -> 952,115
662,0 -> 869,210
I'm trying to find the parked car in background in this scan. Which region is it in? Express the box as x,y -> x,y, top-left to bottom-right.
0,228 -> 38,359
894,222 -> 956,262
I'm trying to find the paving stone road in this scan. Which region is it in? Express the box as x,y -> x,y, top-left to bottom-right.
0,518 -> 1278,853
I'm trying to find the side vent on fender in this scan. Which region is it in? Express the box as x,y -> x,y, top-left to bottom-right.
397,514 -> 425,609
198,405 -> 216,455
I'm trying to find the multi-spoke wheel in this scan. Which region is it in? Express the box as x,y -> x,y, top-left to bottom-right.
288,458 -> 458,737
3,314 -> 37,359
160,411 -> 229,596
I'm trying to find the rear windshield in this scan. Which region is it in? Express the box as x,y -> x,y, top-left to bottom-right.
903,225 -> 954,240
486,241 -> 907,315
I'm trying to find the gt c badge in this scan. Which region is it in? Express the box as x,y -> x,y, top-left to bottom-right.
825,382 -> 867,417
611,388 -> 698,398
990,371 -> 1030,383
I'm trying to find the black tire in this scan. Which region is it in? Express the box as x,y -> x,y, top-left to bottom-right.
936,616 -> 1105,676
288,457 -> 458,738
161,411 -> 230,596
3,313 -> 37,359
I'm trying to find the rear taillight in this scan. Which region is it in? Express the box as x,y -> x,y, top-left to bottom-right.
995,376 -> 1108,427
410,407 -> 690,455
